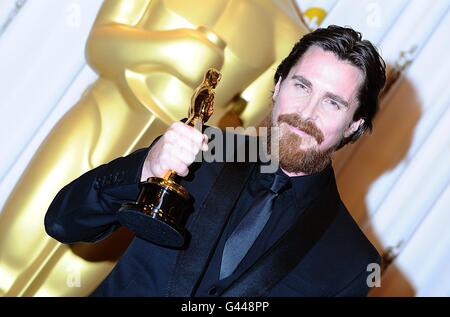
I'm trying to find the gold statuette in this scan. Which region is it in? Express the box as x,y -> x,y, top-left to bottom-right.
117,68 -> 222,248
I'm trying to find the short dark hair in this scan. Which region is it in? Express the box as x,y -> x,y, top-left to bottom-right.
274,25 -> 386,148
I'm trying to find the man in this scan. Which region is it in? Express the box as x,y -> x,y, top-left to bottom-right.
45,25 -> 386,296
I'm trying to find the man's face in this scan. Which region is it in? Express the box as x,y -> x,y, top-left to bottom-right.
272,45 -> 364,175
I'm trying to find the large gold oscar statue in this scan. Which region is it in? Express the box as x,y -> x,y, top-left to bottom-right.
0,0 -> 308,296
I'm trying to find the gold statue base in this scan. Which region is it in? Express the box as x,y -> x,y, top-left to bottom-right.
118,176 -> 190,247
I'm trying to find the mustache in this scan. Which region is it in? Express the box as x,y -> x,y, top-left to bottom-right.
277,113 -> 325,145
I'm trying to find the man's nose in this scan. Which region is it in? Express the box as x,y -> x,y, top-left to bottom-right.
298,98 -> 319,121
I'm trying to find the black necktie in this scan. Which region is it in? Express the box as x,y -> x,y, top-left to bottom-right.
219,172 -> 290,280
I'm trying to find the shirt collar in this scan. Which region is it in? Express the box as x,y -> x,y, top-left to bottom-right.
253,163 -> 333,209
286,164 -> 333,209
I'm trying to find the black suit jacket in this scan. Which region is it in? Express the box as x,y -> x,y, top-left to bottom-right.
45,134 -> 380,297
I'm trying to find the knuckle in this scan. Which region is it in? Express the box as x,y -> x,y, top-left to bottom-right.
170,122 -> 180,129
162,142 -> 173,153
173,121 -> 185,131
185,142 -> 196,154
184,152 -> 195,164
192,130 -> 203,144
180,165 -> 189,176
165,129 -> 175,141
178,148 -> 194,165
179,149 -> 191,163
160,152 -> 171,164
175,163 -> 186,175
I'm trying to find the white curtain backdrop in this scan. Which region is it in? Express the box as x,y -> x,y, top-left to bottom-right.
0,0 -> 101,215
0,0 -> 449,296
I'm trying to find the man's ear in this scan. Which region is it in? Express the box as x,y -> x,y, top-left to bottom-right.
272,78 -> 282,99
344,118 -> 364,138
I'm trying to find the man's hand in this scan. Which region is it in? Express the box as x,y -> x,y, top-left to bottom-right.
141,122 -> 209,181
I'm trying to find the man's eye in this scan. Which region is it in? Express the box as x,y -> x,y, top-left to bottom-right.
294,83 -> 308,90
326,99 -> 341,109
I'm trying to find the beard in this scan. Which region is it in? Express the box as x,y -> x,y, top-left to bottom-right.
264,112 -> 337,175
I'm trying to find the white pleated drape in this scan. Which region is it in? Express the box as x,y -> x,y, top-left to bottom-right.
0,0 -> 101,211
0,0 -> 449,296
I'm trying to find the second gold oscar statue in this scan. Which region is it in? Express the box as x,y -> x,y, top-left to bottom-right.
118,68 -> 222,248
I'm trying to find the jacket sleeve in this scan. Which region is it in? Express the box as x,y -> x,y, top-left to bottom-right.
44,147 -> 150,244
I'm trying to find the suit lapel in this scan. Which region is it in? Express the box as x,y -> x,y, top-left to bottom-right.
168,161 -> 256,296
220,172 -> 340,297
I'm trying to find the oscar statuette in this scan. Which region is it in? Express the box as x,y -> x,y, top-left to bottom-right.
117,68 -> 222,248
